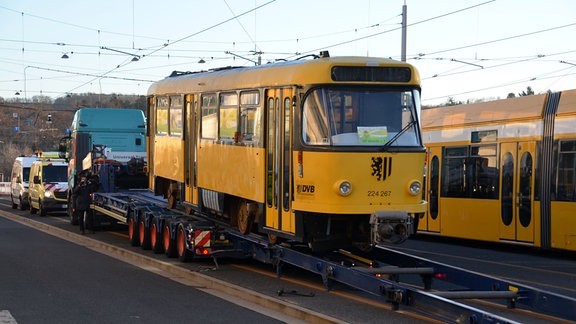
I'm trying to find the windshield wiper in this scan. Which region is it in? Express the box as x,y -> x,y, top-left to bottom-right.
382,120 -> 417,148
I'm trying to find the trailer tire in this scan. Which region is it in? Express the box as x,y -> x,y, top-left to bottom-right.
163,224 -> 177,258
150,220 -> 164,254
128,215 -> 140,246
177,224 -> 192,262
139,219 -> 151,250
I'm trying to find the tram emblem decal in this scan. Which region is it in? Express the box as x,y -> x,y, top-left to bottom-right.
371,156 -> 392,181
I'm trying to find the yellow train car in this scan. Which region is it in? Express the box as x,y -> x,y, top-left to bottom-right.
147,52 -> 427,251
420,89 -> 576,251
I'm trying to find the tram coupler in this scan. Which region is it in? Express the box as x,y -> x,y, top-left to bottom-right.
370,211 -> 412,245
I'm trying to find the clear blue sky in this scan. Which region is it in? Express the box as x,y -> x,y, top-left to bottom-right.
1,0 -> 575,106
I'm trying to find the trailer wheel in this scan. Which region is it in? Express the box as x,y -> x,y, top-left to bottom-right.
177,224 -> 192,262
128,215 -> 140,246
163,224 -> 177,258
150,220 -> 164,254
139,219 -> 151,250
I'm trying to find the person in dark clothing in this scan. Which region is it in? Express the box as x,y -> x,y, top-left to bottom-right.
72,174 -> 95,234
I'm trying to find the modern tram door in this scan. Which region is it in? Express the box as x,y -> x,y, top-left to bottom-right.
499,142 -> 535,243
264,88 -> 294,235
423,146 -> 441,233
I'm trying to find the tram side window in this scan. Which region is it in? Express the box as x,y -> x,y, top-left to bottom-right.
556,140 -> 576,201
156,97 -> 169,135
239,91 -> 261,145
201,94 -> 218,139
441,147 -> 468,198
219,93 -> 238,141
441,145 -> 498,199
169,95 -> 183,137
302,90 -> 330,145
469,145 -> 498,199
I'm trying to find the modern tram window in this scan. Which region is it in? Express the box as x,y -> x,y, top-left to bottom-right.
441,147 -> 468,198
201,93 -> 218,139
239,91 -> 261,145
169,95 -> 183,137
156,96 -> 169,135
219,93 -> 238,141
441,145 -> 498,199
556,140 -> 576,201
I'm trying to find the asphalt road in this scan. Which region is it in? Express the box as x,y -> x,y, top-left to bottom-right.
0,214 -> 296,324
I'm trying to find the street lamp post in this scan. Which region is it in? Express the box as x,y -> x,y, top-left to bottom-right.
23,66 -> 30,103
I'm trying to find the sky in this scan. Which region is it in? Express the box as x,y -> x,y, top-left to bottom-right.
0,0 -> 575,106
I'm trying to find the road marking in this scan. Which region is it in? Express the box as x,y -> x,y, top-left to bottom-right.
0,310 -> 17,324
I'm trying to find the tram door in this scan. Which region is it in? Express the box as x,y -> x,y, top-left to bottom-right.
422,147 -> 441,232
264,88 -> 294,234
183,94 -> 198,206
499,142 -> 535,243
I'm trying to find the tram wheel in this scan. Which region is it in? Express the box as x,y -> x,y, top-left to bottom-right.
268,233 -> 279,245
236,200 -> 253,235
167,182 -> 178,209
353,242 -> 374,253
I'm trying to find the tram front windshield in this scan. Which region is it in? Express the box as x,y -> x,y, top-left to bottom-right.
302,88 -> 422,147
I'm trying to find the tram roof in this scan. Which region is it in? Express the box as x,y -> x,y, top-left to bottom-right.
557,89 -> 576,115
421,93 -> 549,130
147,56 -> 421,96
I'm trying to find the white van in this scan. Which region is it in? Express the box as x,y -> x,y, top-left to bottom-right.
10,156 -> 38,210
29,159 -> 69,216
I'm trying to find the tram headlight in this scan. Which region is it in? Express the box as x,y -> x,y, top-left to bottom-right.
408,180 -> 421,196
337,180 -> 352,196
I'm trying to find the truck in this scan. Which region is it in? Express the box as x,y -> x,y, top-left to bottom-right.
59,108 -> 147,225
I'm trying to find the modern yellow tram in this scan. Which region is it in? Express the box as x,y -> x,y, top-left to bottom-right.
146,52 -> 427,251
420,89 -> 576,251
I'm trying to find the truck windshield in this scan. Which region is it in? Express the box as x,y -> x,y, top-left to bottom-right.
302,88 -> 422,147
43,166 -> 68,183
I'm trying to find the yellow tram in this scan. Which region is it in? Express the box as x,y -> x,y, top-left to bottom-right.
420,89 -> 576,251
146,52 -> 427,251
